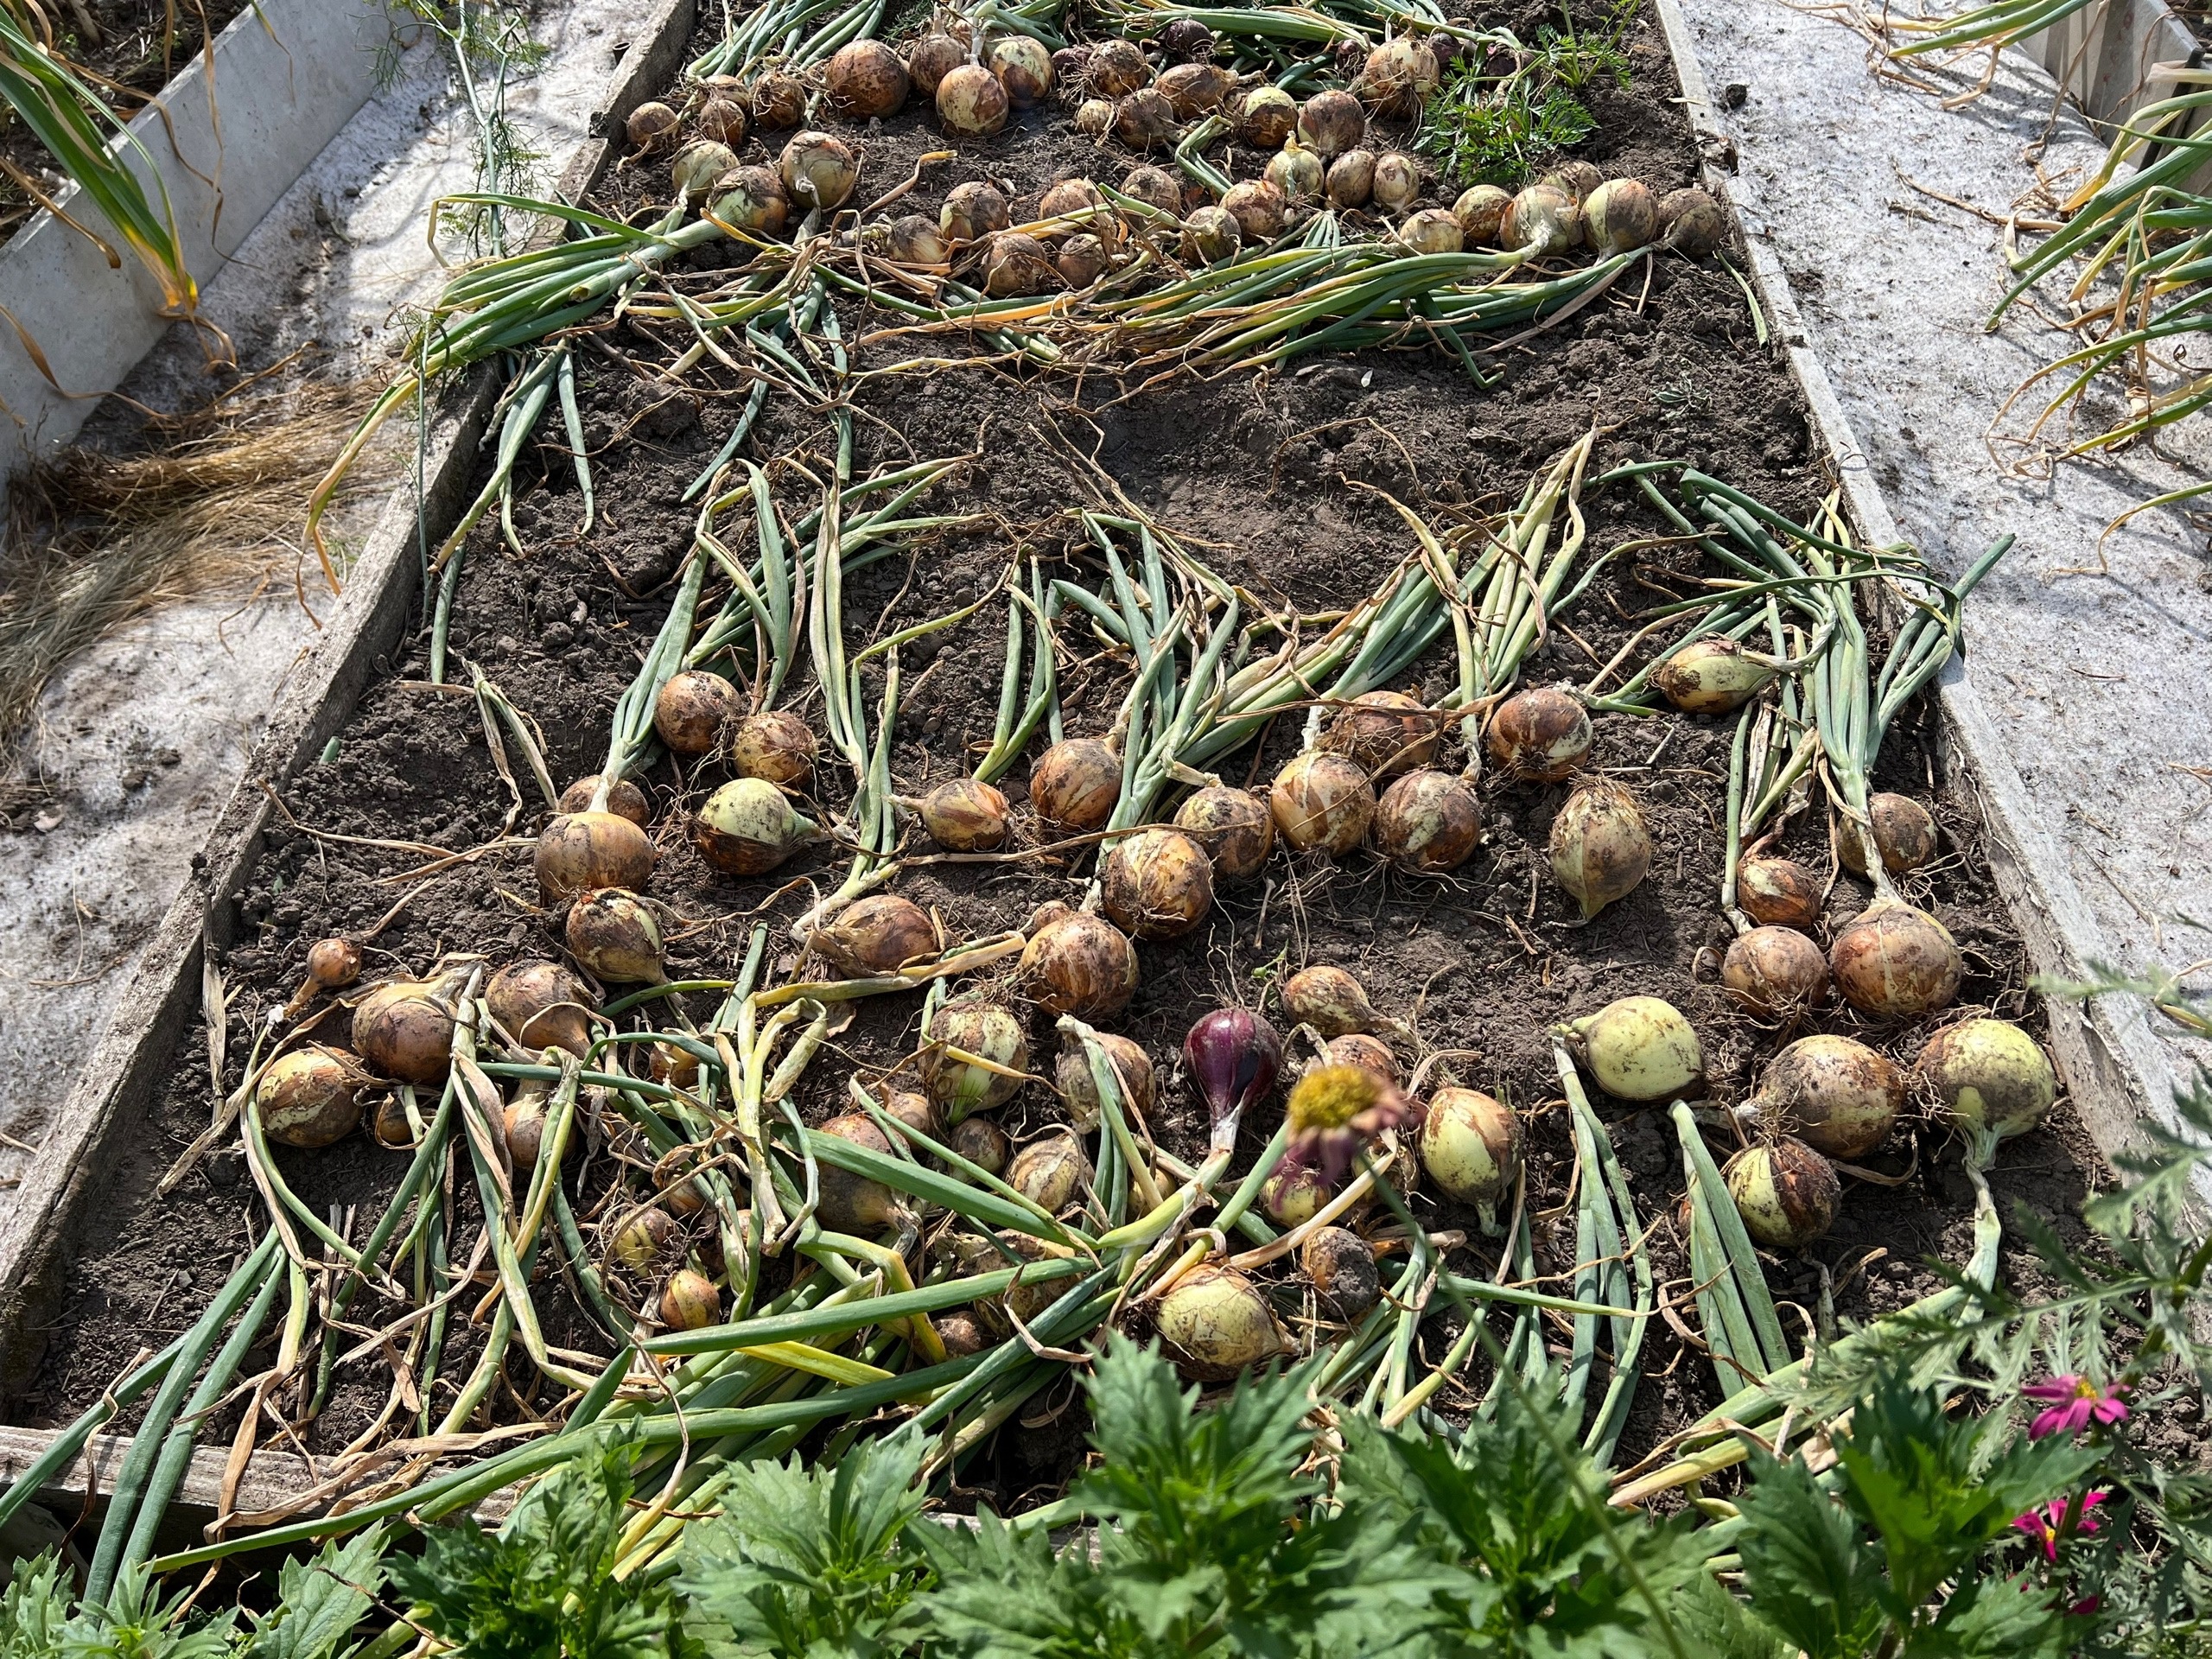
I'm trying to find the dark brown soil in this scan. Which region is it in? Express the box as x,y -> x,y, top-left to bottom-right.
7,0 -> 2111,1520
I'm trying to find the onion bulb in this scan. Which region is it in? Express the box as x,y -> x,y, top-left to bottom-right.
1181,204 -> 1241,262
1007,1130 -> 1090,1212
1830,899 -> 1961,1018
1220,179 -> 1285,241
779,130 -> 857,211
936,1311 -> 988,1357
749,72 -> 807,130
1722,925 -> 1829,1016
1160,17 -> 1216,60
607,1206 -> 678,1272
1284,965 -> 1392,1039
812,893 -> 938,976
1541,160 -> 1603,203
1549,778 -> 1651,918
875,213 -> 950,265
658,1269 -> 721,1332
626,101 -> 679,152
941,180 -> 1011,242
1420,1086 -> 1522,1222
1184,1006 -> 1284,1145
671,140 -> 738,204
1396,207 -> 1462,255
1660,187 -> 1727,257
1372,151 -> 1421,214
558,774 -> 648,827
1263,1163 -> 1330,1227
1088,37 -> 1151,97
731,709 -> 817,788
1839,792 -> 1939,876
1156,60 -> 1235,117
1057,233 -> 1109,287
1560,995 -> 1702,1101
305,937 -> 363,993
369,1091 -> 416,1151
706,165 -> 788,236
1325,1032 -> 1397,1081
826,39 -> 907,118
488,959 -> 594,1058
1746,1033 -> 1902,1160
1584,177 -> 1657,255
566,888 -> 664,984
1075,97 -> 1115,138
1738,855 -> 1822,931
1297,89 -> 1365,158
906,34 -> 965,96
503,1085 -> 556,1172
988,35 -> 1054,107
1115,87 -> 1178,149
1726,1136 -> 1840,1250
650,1042 -> 701,1088
255,1046 -> 369,1147
1022,909 -> 1140,1018
1056,1031 -> 1154,1133
1154,1266 -> 1281,1378
1486,686 -> 1592,781
1917,1019 -> 2055,1148
1039,176 -> 1105,222
937,64 -> 1010,137
1452,183 -> 1511,245
1029,737 -> 1121,834
1503,183 -> 1578,257
1653,636 -> 1773,715
883,1089 -> 938,1140
1325,689 -> 1437,777
536,810 -> 655,901
1265,137 -> 1324,203
1371,768 -> 1481,872
1101,827 -> 1215,938
1052,45 -> 1093,91
1357,37 -> 1440,115
1237,86 -> 1297,149
1301,1226 -> 1380,1319
950,1115 -> 1010,1175
1173,785 -> 1272,879
652,669 -> 736,756
353,976 -> 459,1083
1271,751 -> 1376,855
921,777 -> 1009,850
1326,148 -> 1376,208
691,778 -> 820,875
816,1114 -> 903,1231
1121,164 -> 1183,217
922,1000 -> 1030,1122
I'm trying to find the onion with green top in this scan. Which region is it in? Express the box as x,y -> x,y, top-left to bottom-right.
1056,1031 -> 1153,1133
779,131 -> 856,211
1420,1087 -> 1522,1225
1583,178 -> 1657,255
921,1001 -> 1029,1122
1396,208 -> 1462,256
1182,204 -> 1241,263
691,778 -> 820,875
1654,637 -> 1773,714
1266,138 -> 1324,203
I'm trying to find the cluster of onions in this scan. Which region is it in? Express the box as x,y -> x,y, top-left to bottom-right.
906,26 -> 1057,139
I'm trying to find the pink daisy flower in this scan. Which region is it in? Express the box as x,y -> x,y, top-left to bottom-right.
2022,1375 -> 2130,1440
2013,1492 -> 2107,1562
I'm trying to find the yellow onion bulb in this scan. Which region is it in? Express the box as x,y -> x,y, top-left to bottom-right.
658,1269 -> 721,1332
1181,203 -> 1241,262
779,130 -> 857,212
817,1114 -> 903,1231
1738,855 -> 1823,931
1562,995 -> 1703,1101
1155,60 -> 1235,118
1237,85 -> 1297,148
1029,737 -> 1121,835
1749,1033 -> 1902,1160
1121,164 -> 1184,218
1541,160 -> 1604,203
1503,182 -> 1578,257
1265,138 -> 1324,202
1154,1266 -> 1281,1379
1356,37 -> 1440,114
1371,768 -> 1481,872
1220,179 -> 1285,242
936,1311 -> 989,1356
941,179 -> 1011,242
1021,909 -> 1139,1018
1486,686 -> 1592,781
906,33 -> 965,96
826,39 -> 908,118
255,1046 -> 369,1148
1088,36 -> 1150,97
1114,86 -> 1179,149
1585,178 -> 1657,255
1372,150 -> 1422,215
489,959 -> 594,1057
626,100 -> 680,152
1453,183 -> 1512,245
1296,88 -> 1364,158
749,72 -> 807,130
876,212 -> 950,265
1284,964 -> 1387,1038
692,778 -> 819,876
987,35 -> 1054,107
1654,636 -> 1773,715
706,165 -> 788,236
1074,97 -> 1115,138
1173,785 -> 1272,880
1039,175 -> 1105,222
1101,827 -> 1216,938
503,1085 -> 555,1173
938,63 -> 1010,137
1325,148 -> 1376,208
1420,1086 -> 1522,1219
557,774 -> 649,827
1721,925 -> 1829,1016
566,888 -> 665,984
1262,1163 -> 1331,1227
1271,750 -> 1376,855
535,810 -> 655,901
883,1090 -> 939,1140
1056,1031 -> 1154,1133
922,1000 -> 1030,1122
950,1115 -> 1011,1175
813,893 -> 938,976
1726,1137 -> 1840,1250
733,709 -> 816,787
671,140 -> 738,205
921,776 -> 1009,850
1301,1225 -> 1380,1319
1056,233 -> 1109,288
1830,900 -> 1961,1019
1007,1130 -> 1091,1213
650,1041 -> 701,1089
1325,689 -> 1437,778
306,936 -> 363,991
1839,792 -> 1939,877
1660,187 -> 1727,257
1917,1018 -> 2055,1146
607,1206 -> 678,1273
1549,778 -> 1651,918
1325,1032 -> 1397,1082
353,977 -> 459,1083
370,1090 -> 417,1151
1396,207 -> 1462,255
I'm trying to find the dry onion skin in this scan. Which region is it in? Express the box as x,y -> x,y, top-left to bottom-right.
1829,899 -> 1961,1019
489,959 -> 594,1057
1916,1018 -> 2056,1151
1220,179 -> 1286,242
1561,995 -> 1703,1101
1452,183 -> 1511,245
1371,768 -> 1482,872
1541,160 -> 1604,204
1271,750 -> 1376,855
1838,792 -> 1940,877
937,63 -> 1010,137
1115,86 -> 1179,149
1101,827 -> 1216,939
671,141 -> 739,205
692,778 -> 820,876
1181,204 -> 1242,263
905,33 -> 965,96
826,39 -> 908,118
812,893 -> 938,976
920,777 -> 1010,851
1265,138 -> 1324,203
1726,1136 -> 1840,1250
949,1115 -> 1011,1175
731,709 -> 817,788
1324,689 -> 1437,778
815,1114 -> 903,1231
1021,909 -> 1140,1019
1659,187 -> 1727,257
1738,855 -> 1823,931
566,888 -> 665,984
1156,60 -> 1235,118
557,774 -> 649,828
706,165 -> 789,236
1236,85 -> 1297,148
984,232 -> 1057,296
1356,37 -> 1440,115
353,977 -> 460,1083
626,101 -> 680,152
1121,164 -> 1184,218
1283,964 -> 1389,1039
1721,925 -> 1829,1016
1301,1226 -> 1381,1320
652,669 -> 736,756
1396,208 -> 1463,256
1057,233 -> 1110,288
305,937 -> 363,994
1371,151 -> 1421,215
1087,38 -> 1150,97
1325,1032 -> 1397,1082
1419,1086 -> 1522,1223
1548,779 -> 1651,918
921,1000 -> 1030,1122
1748,1033 -> 1903,1160
987,35 -> 1054,107
1056,1031 -> 1154,1133
1485,687 -> 1592,782
1326,148 -> 1376,208
1154,1265 -> 1281,1379
779,130 -> 857,212
1029,737 -> 1122,835
1007,1130 -> 1091,1212
1583,178 -> 1658,256
1502,182 -> 1578,258
1173,785 -> 1273,880
1079,100 -> 1122,144
1296,88 -> 1365,158
536,808 -> 656,901
255,1046 -> 370,1148
749,72 -> 807,131
941,180 -> 1011,243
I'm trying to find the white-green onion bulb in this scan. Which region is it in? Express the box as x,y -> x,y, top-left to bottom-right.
1266,137 -> 1324,202
922,1000 -> 1029,1122
1156,1266 -> 1281,1378
1726,1136 -> 1840,1249
255,1046 -> 370,1148
1654,636 -> 1773,714
1371,151 -> 1421,214
937,63 -> 1010,137
691,778 -> 819,875
1548,778 -> 1650,918
1395,207 -> 1462,255
1560,995 -> 1702,1101
1182,203 -> 1242,263
706,165 -> 788,236
1584,177 -> 1657,255
1917,1019 -> 2055,1153
1502,182 -> 1578,258
1007,1130 -> 1090,1212
1419,1086 -> 1522,1227
1452,183 -> 1511,245
671,140 -> 738,203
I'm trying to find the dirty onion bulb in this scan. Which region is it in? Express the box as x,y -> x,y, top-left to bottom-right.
988,35 -> 1054,106
1549,779 -> 1650,918
488,959 -> 594,1057
730,709 -> 817,788
1173,785 -> 1272,879
1371,151 -> 1421,214
692,778 -> 819,875
1156,1266 -> 1281,1378
1325,690 -> 1436,778
1182,204 -> 1242,263
826,39 -> 907,118
353,976 -> 459,1083
937,63 -> 1010,137
1560,995 -> 1703,1101
1916,1019 -> 2055,1158
1839,792 -> 1939,876
1487,687 -> 1592,781
920,1000 -> 1029,1122
1583,178 -> 1657,255
1007,1130 -> 1091,1212
653,669 -> 736,755
1726,1136 -> 1840,1249
536,806 -> 655,901
811,893 -> 937,976
1829,899 -> 1961,1018
1721,925 -> 1829,1015
1326,148 -> 1376,208
1271,751 -> 1375,855
1741,1033 -> 1902,1160
1420,1087 -> 1522,1228
566,888 -> 664,984
1738,855 -> 1822,931
815,1114 -> 903,1231
1056,1031 -> 1154,1133
1265,137 -> 1324,202
1283,964 -> 1397,1039
255,1046 -> 369,1147
1297,89 -> 1365,158
1022,908 -> 1140,1018
1101,828 -> 1215,939
1302,1226 -> 1381,1319
1029,737 -> 1120,835
1220,179 -> 1285,241
779,130 -> 857,211
941,180 -> 1010,242
920,777 -> 1009,850
1502,183 -> 1578,258
1238,85 -> 1297,149
1653,637 -> 1773,715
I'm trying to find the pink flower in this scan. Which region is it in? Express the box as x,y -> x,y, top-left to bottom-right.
2068,1596 -> 2102,1618
2022,1375 -> 2129,1440
2013,1492 -> 2107,1561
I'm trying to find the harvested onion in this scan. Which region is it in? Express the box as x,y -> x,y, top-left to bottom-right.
1182,204 -> 1241,262
749,72 -> 807,130
1173,785 -> 1272,879
1738,855 -> 1822,931
922,1000 -> 1029,1122
1357,37 -> 1440,114
353,976 -> 459,1083
1726,1136 -> 1840,1249
608,1206 -> 677,1272
988,35 -> 1053,106
1088,37 -> 1150,97
1372,769 -> 1481,872
875,213 -> 949,265
1056,1031 -> 1154,1133
1057,233 -> 1109,287
1372,151 -> 1421,214
1221,179 -> 1285,241
1584,177 -> 1657,255
1030,737 -> 1121,834
305,937 -> 363,994
692,778 -> 820,875
671,140 -> 738,204
1486,686 -> 1592,781
1453,183 -> 1511,245
1074,97 -> 1115,138
1284,965 -> 1391,1039
1721,925 -> 1828,1016
1101,828 -> 1215,938
1917,1019 -> 2055,1149
489,959 -> 593,1057
1561,995 -> 1702,1101
826,39 -> 907,118
1271,751 -> 1376,855
950,1115 -> 1010,1175
1325,1032 -> 1396,1081
1541,160 -> 1603,203
921,777 -> 1009,850
1503,183 -> 1578,257
1420,1086 -> 1522,1223
1326,148 -> 1376,208
1022,909 -> 1139,1018
1654,637 -> 1772,715
730,709 -> 817,788
1829,899 -> 1961,1018
906,33 -> 965,96
1659,187 -> 1727,257
1297,89 -> 1364,158
779,130 -> 856,211
1325,689 -> 1436,777
941,180 -> 1011,242
706,165 -> 788,236
566,888 -> 664,984
1121,164 -> 1183,217
1184,1006 -> 1284,1142
626,101 -> 679,152
658,1269 -> 721,1332
1301,1226 -> 1380,1319
1038,175 -> 1105,222
937,63 -> 1010,137
1156,60 -> 1234,117
1237,85 -> 1297,148
255,1046 -> 368,1148
1839,792 -> 1939,877
1396,207 -> 1462,255
1160,17 -> 1216,59
536,809 -> 655,901
1265,138 -> 1324,203
812,893 -> 937,976
1115,87 -> 1178,149
1549,778 -> 1651,918
652,669 -> 735,757
557,774 -> 648,827
1262,1163 -> 1329,1226
1007,1130 -> 1090,1212
1156,1266 -> 1281,1378
1746,1033 -> 1901,1160
816,1114 -> 902,1231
